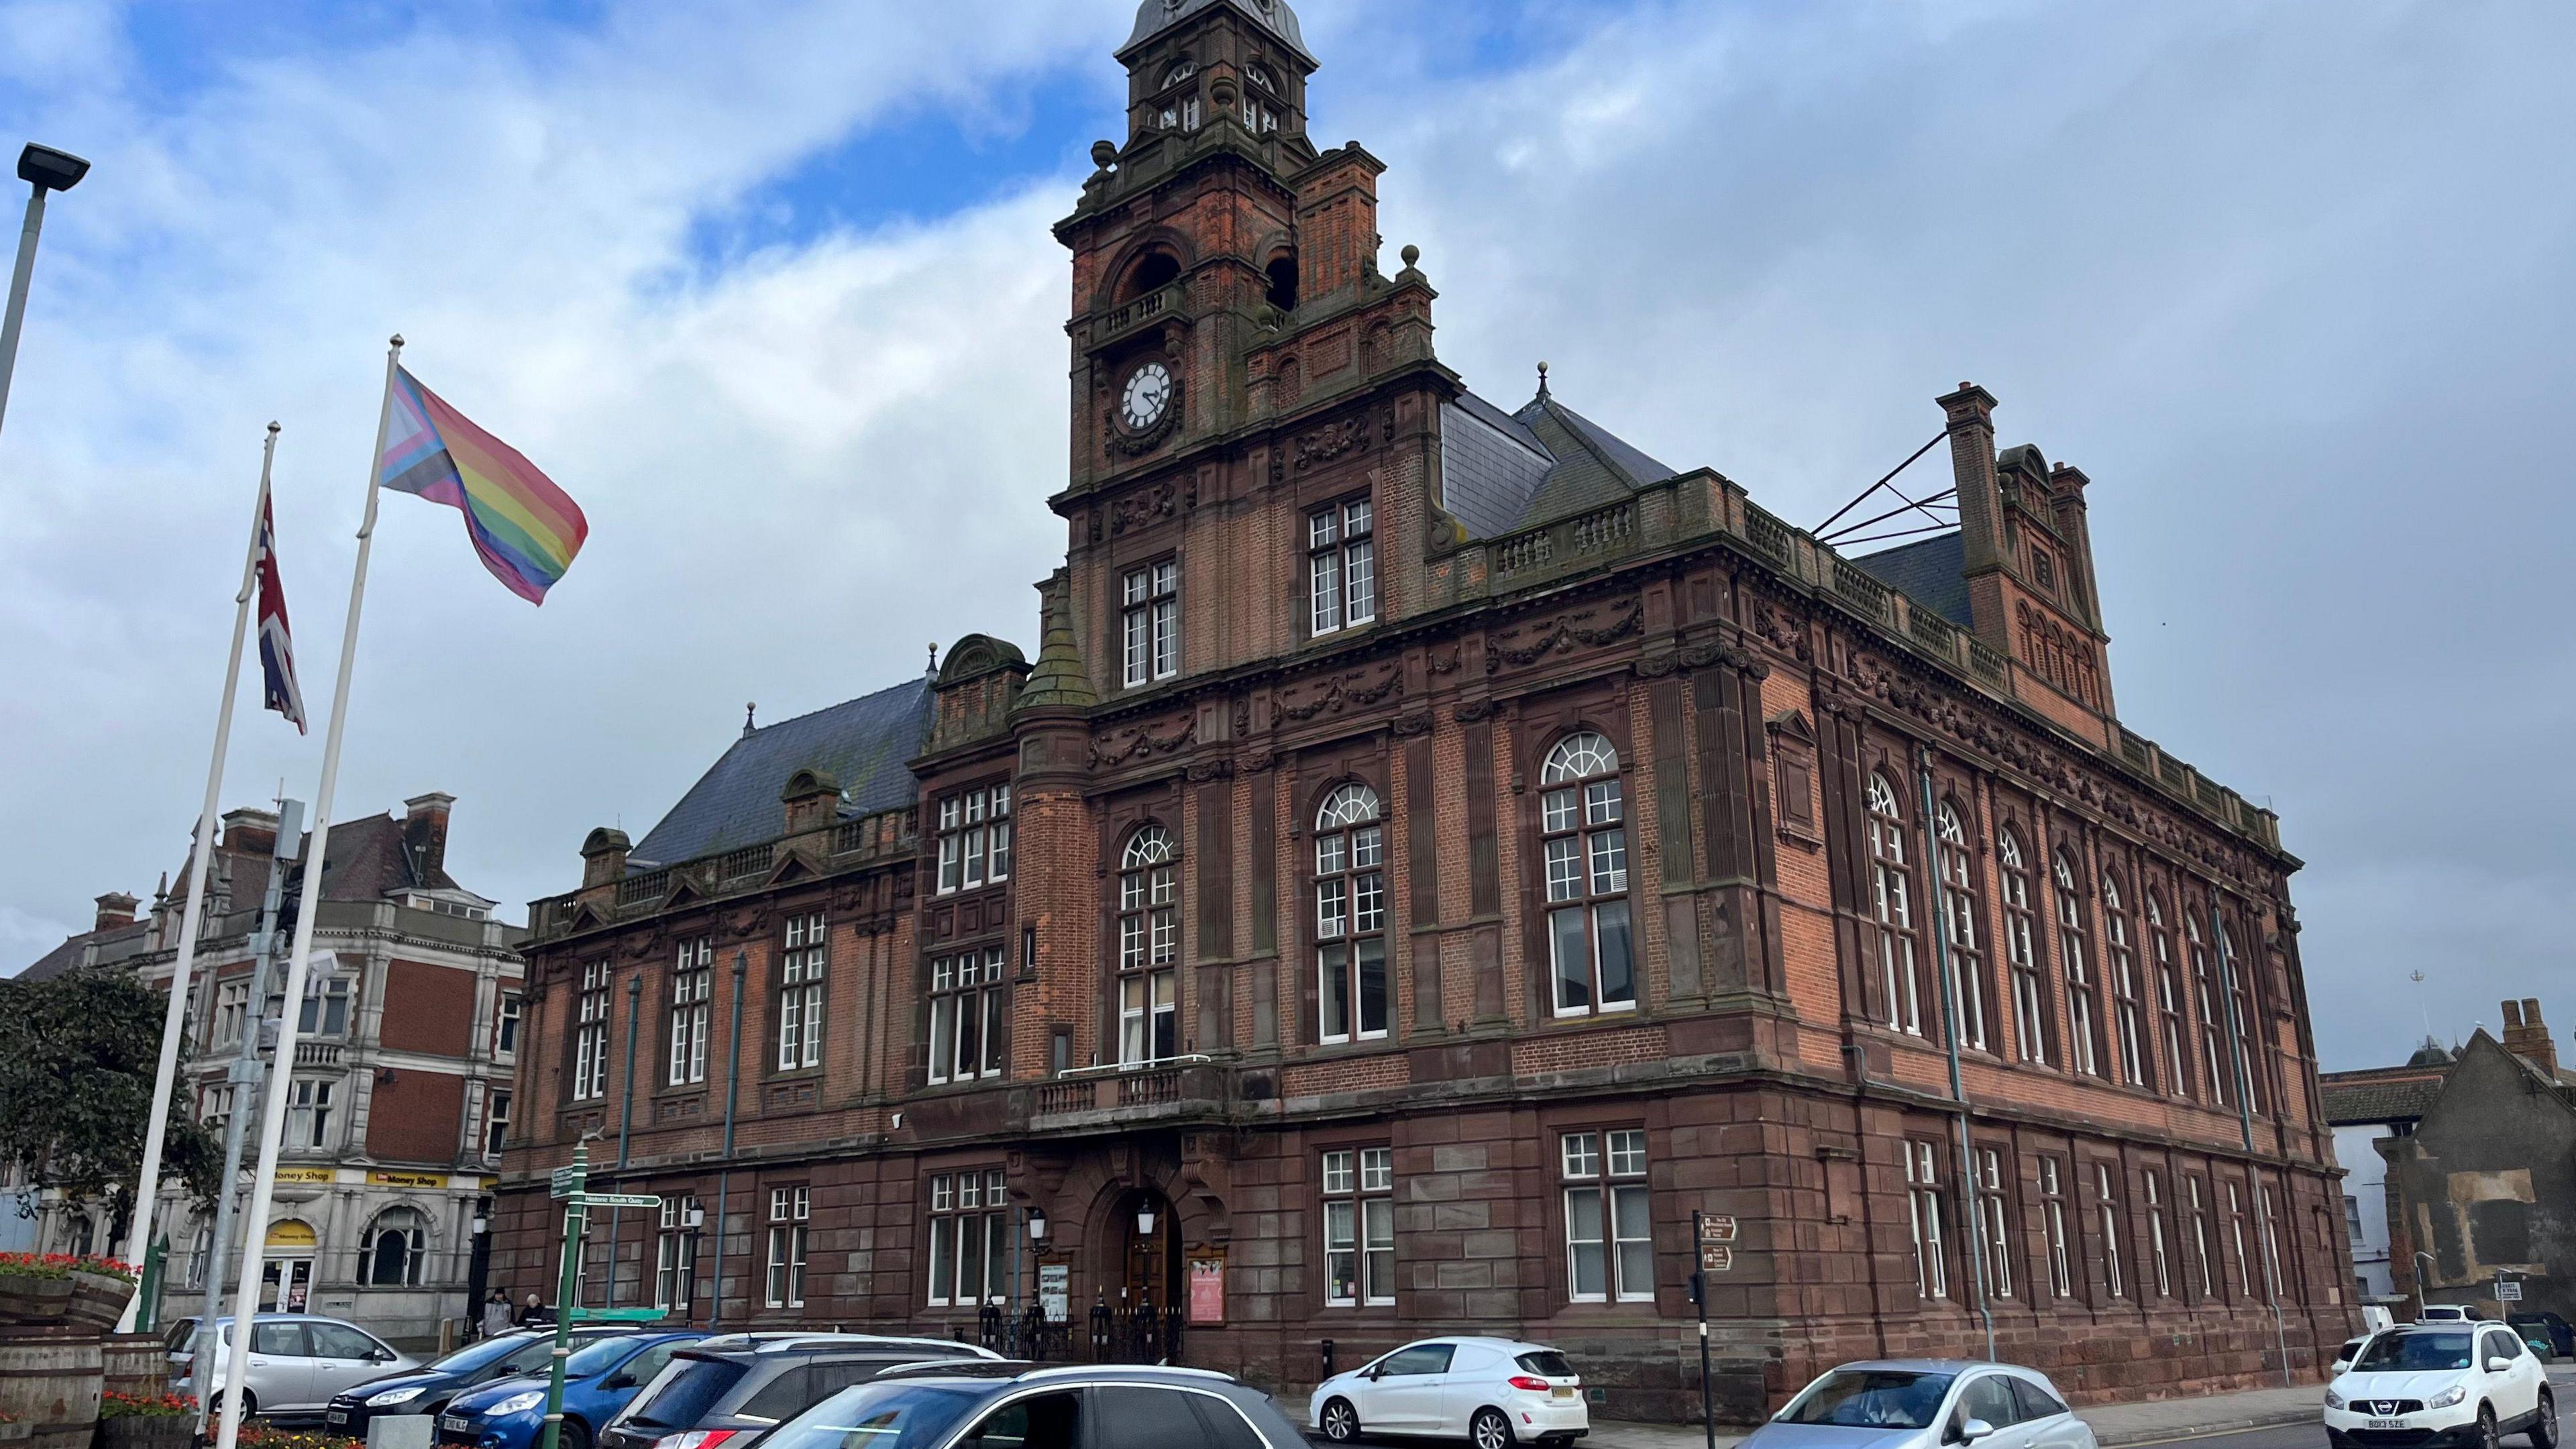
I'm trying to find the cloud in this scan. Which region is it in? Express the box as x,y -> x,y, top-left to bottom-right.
4,0 -> 2571,1075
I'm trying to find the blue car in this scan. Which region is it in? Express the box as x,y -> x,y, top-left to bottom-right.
438,1332 -> 705,1449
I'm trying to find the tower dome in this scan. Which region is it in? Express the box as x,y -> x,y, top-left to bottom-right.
1122,0 -> 1312,64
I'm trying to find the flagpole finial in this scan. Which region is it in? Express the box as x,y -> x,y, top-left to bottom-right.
266,421 -> 280,435
388,334 -> 404,348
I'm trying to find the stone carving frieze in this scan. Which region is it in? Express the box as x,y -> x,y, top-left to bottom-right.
1485,597 -> 1644,674
1089,716 -> 1197,769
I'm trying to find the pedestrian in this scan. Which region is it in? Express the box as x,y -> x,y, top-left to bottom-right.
480,1290 -> 513,1340
517,1291 -> 549,1327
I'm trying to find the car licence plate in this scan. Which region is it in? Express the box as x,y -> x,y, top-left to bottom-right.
2368,1420 -> 2406,1431
442,1417 -> 470,1434
327,1412 -> 348,1427
1554,1388 -> 1574,1400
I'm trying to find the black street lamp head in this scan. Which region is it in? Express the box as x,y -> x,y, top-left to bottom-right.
18,144 -> 90,193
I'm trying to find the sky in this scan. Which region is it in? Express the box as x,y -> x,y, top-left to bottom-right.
1,0 -> 2569,1072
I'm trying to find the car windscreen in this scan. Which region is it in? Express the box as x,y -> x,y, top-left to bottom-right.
755,1383 -> 982,1449
1516,1352 -> 1576,1378
564,1338 -> 645,1379
2356,1333 -> 2473,1373
619,1358 -> 749,1429
1778,1371 -> 1957,1430
427,1336 -> 533,1375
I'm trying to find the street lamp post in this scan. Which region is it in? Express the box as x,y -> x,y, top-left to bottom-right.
0,143 -> 90,443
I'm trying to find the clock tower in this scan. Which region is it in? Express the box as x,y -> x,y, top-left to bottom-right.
1052,0 -> 1444,699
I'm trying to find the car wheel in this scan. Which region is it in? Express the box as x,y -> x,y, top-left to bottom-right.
1472,1407 -> 1515,1449
2530,1391 -> 2558,1449
1320,1397 -> 1360,1443
562,1417 -> 593,1449
2481,1407 -> 2504,1449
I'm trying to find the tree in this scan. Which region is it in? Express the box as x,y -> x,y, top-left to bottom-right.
0,965 -> 221,1247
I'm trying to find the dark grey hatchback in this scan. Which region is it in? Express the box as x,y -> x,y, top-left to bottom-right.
749,1364 -> 1307,1449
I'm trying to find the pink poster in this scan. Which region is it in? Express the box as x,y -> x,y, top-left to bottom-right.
1189,1257 -> 1224,1324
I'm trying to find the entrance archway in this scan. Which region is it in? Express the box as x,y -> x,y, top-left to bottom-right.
1114,1189 -> 1181,1314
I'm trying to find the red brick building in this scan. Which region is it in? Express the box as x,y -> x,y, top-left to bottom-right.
494,0 -> 2349,1419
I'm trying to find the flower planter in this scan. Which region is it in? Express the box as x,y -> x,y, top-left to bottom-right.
93,1341 -> 162,1405
97,1417 -> 192,1449
0,1278 -> 70,1328
57,1279 -> 127,1335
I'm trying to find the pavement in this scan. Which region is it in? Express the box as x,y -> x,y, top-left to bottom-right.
1412,1364 -> 2576,1449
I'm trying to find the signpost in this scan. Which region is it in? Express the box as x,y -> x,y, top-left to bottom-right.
2498,1277 -> 2524,1303
1690,1212 -> 1736,1449
540,1142 -> 665,1449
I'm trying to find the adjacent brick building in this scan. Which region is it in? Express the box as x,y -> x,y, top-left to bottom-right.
19,795 -> 527,1346
494,0 -> 2349,1419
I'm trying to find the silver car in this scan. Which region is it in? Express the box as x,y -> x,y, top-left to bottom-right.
170,1313 -> 419,1419
1742,1361 -> 2097,1449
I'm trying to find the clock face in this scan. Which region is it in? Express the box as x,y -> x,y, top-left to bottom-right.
1120,361 -> 1175,432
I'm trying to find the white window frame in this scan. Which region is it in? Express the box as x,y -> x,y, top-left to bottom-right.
288,1077 -> 334,1150
1322,1147 -> 1395,1307
1542,734 -> 1635,1019
2055,851 -> 2099,1077
655,1195 -> 700,1312
925,1170 -> 1009,1309
1118,828 -> 1179,1067
573,963 -> 611,1101
1999,830 -> 2048,1065
778,912 -> 826,1071
1122,562 -> 1179,688
482,1087 -> 512,1161
2102,872 -> 2145,1086
1866,773 -> 1922,1036
2187,1175 -> 2215,1300
212,979 -> 250,1051
1935,804 -> 1988,1053
669,938 -> 713,1086
2148,892 -> 2190,1100
2039,1156 -> 2073,1297
1561,1130 -> 1652,1305
928,948 -> 1006,1085
1313,784 -> 1388,1044
1906,1140 -> 1948,1300
496,990 -> 523,1059
1975,1147 -> 2013,1299
2095,1161 -> 2125,1299
2145,1170 -> 2172,1297
936,785 -> 1012,896
765,1187 -> 810,1309
1307,499 -> 1377,636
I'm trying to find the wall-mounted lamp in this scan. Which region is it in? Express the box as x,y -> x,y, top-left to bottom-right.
1135,1205 -> 1157,1236
1028,1208 -> 1049,1243
684,1203 -> 706,1232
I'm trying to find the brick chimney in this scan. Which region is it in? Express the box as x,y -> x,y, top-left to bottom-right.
2502,998 -> 2558,1077
580,828 -> 632,890
403,793 -> 455,883
221,808 -> 280,857
93,892 -> 140,931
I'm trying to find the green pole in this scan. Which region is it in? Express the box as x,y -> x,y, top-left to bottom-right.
135,1236 -> 168,1334
542,1141 -> 588,1449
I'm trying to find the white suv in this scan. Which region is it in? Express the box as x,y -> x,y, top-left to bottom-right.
2326,1324 -> 2555,1449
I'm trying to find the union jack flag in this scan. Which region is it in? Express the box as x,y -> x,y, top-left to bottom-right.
256,494 -> 307,734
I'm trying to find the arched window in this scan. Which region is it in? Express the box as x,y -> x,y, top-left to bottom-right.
1314,784 -> 1387,1044
2102,870 -> 2148,1088
1118,826 -> 1179,1066
2147,891 -> 2190,1100
1161,60 -> 1197,89
2053,850 -> 2100,1077
1156,61 -> 1200,131
1540,734 -> 1633,1017
1864,773 -> 1922,1036
2220,923 -> 2265,1115
1122,251 -> 1181,302
362,1209 -> 427,1287
1933,802 -> 1987,1053
1246,63 -> 1279,94
1998,828 -> 2047,1065
2185,909 -> 2228,1108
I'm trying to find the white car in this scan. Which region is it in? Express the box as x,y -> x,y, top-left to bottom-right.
1309,1337 -> 1587,1448
2336,1336 -> 2378,1376
1741,1361 -> 2094,1449
2326,1324 -> 2555,1449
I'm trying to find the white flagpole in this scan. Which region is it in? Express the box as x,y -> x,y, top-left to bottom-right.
213,339 -> 399,1449
117,421 -> 283,1332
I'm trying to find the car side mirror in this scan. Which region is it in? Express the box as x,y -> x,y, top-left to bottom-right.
2486,1357 -> 2514,1373
604,1374 -> 635,1391
1955,1419 -> 1998,1446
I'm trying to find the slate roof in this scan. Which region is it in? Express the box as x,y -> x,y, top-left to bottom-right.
15,921 -> 150,983
1439,388 -> 1679,541
631,676 -> 934,869
1122,0 -> 1311,62
2321,1076 -> 2447,1126
1852,532 -> 1973,628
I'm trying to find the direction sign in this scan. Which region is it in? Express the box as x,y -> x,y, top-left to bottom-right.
1701,1244 -> 1735,1273
578,1193 -> 663,1210
549,1167 -> 583,1199
1699,1215 -> 1739,1244
2498,1279 -> 2524,1302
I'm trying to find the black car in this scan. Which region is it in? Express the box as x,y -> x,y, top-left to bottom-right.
327,1330 -> 626,1436
2512,1313 -> 2576,1359
596,1336 -> 1000,1449
754,1362 -> 1308,1449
